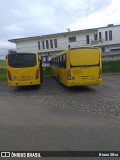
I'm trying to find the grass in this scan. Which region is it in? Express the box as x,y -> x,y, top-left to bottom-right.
0,61 -> 120,81
0,60 -> 6,69
102,60 -> 120,73
42,67 -> 52,75
45,62 -> 120,74
0,69 -> 7,81
0,60 -> 7,81
0,67 -> 52,82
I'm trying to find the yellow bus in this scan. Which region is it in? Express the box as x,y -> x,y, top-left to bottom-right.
6,52 -> 43,87
51,47 -> 102,87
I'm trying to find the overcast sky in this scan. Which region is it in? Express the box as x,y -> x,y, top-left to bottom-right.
0,0 -> 120,54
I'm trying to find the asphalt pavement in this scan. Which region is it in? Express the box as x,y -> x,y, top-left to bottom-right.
0,95 -> 120,160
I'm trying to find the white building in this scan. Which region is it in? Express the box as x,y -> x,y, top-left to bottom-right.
8,24 -> 120,63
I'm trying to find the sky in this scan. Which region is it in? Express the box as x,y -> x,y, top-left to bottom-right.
0,0 -> 120,55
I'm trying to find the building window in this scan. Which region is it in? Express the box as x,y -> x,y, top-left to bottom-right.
54,39 -> 57,48
94,34 -> 97,40
68,36 -> 76,42
42,41 -> 45,49
46,40 -> 49,49
99,32 -> 102,42
50,40 -> 53,48
86,35 -> 89,44
105,31 -> 108,41
38,41 -> 40,50
109,30 -> 112,41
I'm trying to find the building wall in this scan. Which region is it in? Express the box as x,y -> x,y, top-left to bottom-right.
16,30 -> 98,53
103,55 -> 120,61
14,25 -> 120,62
97,26 -> 120,50
16,39 -> 39,53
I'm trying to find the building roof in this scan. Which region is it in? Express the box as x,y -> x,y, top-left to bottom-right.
8,28 -> 97,43
8,24 -> 120,43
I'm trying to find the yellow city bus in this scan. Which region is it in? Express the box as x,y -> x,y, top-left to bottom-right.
6,52 -> 43,86
51,47 -> 102,87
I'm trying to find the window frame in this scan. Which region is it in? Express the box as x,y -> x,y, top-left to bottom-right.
54,39 -> 58,48
105,31 -> 108,41
99,32 -> 102,42
109,30 -> 112,41
86,35 -> 89,44
38,41 -> 40,50
50,40 -> 53,48
42,41 -> 45,49
68,36 -> 76,42
46,40 -> 49,49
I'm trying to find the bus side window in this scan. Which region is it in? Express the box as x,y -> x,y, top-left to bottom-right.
62,55 -> 64,68
58,56 -> 60,67
57,57 -> 59,67
54,58 -> 56,66
63,54 -> 66,68
55,58 -> 57,66
60,56 -> 62,67
60,54 -> 66,68
39,59 -> 40,66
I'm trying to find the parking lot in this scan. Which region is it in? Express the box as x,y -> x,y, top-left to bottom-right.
0,74 -> 120,160
0,74 -> 120,119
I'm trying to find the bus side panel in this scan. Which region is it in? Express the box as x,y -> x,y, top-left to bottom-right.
58,68 -> 67,85
39,59 -> 43,83
58,51 -> 68,85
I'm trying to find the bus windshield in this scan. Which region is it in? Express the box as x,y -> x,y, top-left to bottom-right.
70,48 -> 100,67
8,53 -> 36,68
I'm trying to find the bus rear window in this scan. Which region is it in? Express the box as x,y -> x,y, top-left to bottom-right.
8,53 -> 36,68
70,49 -> 100,67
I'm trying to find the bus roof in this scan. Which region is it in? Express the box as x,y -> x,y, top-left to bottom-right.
51,47 -> 101,58
8,52 -> 37,55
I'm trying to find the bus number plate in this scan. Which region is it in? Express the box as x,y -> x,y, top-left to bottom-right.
21,76 -> 30,80
82,76 -> 88,79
